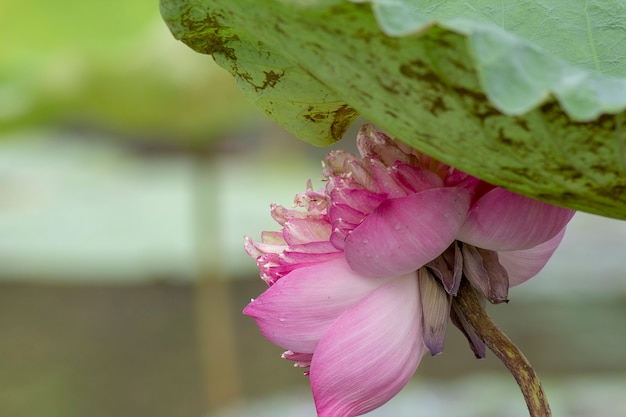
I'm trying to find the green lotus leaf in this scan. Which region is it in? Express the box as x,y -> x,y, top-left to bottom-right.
161,0 -> 626,219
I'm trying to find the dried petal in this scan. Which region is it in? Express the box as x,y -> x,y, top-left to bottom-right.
462,244 -> 510,304
418,268 -> 451,355
426,242 -> 463,294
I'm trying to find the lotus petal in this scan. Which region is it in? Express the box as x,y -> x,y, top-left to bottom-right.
458,188 -> 575,251
498,228 -> 567,286
345,187 -> 471,277
310,275 -> 427,417
243,257 -> 391,353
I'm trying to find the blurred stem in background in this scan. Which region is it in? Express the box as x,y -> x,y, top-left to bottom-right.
192,149 -> 243,410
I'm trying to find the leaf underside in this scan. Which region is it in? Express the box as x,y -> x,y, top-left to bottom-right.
161,0 -> 626,219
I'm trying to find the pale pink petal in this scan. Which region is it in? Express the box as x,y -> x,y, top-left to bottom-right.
293,182 -> 328,213
310,274 -> 427,417
282,351 -> 313,368
344,156 -> 378,192
368,160 -> 444,198
281,241 -> 341,263
244,236 -> 277,258
458,188 -> 575,251
243,258 -> 392,353
260,230 -> 285,245
283,218 -> 332,245
369,159 -> 407,197
498,228 -> 567,286
356,124 -> 417,166
324,150 -> 354,177
345,188 -> 471,277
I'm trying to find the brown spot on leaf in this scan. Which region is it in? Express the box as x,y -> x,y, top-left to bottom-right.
376,75 -> 402,94
330,105 -> 359,140
497,128 -> 513,145
179,9 -> 238,62
514,118 -> 530,132
302,104 -> 358,141
426,96 -> 449,116
385,110 -> 398,119
453,87 -> 501,121
399,60 -> 443,89
238,70 -> 285,92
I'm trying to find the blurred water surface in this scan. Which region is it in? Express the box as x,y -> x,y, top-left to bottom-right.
211,375 -> 626,417
0,127 -> 625,417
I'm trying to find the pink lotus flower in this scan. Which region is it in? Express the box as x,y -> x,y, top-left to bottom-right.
244,124 -> 574,417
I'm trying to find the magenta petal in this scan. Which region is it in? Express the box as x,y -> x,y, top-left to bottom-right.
458,188 -> 575,251
498,228 -> 566,286
243,258 -> 391,353
345,188 -> 471,277
310,274 -> 427,417
392,164 -> 444,193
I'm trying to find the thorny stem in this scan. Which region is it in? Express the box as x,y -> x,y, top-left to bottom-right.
454,279 -> 552,417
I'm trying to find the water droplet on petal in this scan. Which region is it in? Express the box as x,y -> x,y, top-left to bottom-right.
393,223 -> 402,230
279,317 -> 286,322
362,239 -> 369,244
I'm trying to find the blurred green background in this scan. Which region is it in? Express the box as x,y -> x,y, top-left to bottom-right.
1,1 -> 626,417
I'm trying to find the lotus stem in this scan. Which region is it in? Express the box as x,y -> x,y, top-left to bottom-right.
454,279 -> 552,417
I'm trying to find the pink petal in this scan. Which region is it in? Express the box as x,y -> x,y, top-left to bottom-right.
243,257 -> 392,353
392,163 -> 444,194
368,159 -> 408,197
498,228 -> 567,286
328,182 -> 387,221
457,188 -> 575,251
345,187 -> 471,277
310,274 -> 427,417
268,247 -> 344,284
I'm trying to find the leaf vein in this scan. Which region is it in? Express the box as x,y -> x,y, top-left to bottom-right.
585,0 -> 601,73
